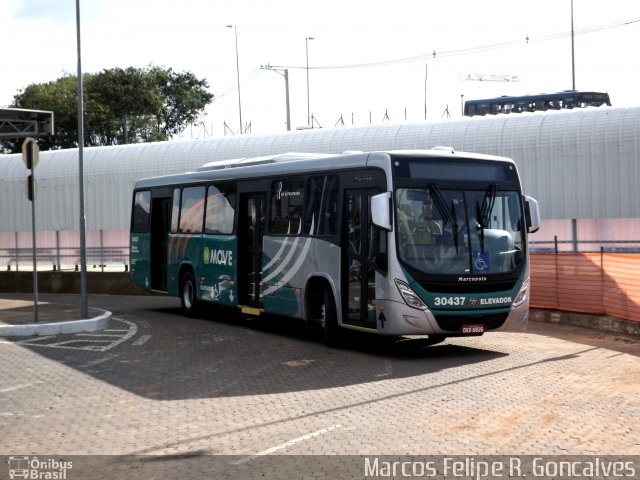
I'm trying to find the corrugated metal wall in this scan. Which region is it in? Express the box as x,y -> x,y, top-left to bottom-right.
1,106 -> 639,233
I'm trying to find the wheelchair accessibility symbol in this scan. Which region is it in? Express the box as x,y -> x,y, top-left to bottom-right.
474,252 -> 490,272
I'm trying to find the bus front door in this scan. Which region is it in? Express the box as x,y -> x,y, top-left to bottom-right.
238,193 -> 266,307
343,189 -> 380,330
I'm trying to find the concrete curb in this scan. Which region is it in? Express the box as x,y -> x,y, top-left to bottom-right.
0,309 -> 112,337
530,308 -> 640,337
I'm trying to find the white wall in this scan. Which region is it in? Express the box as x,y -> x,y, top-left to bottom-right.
1,105 -> 639,234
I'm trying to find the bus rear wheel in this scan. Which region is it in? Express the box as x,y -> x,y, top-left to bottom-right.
321,288 -> 343,347
180,270 -> 199,316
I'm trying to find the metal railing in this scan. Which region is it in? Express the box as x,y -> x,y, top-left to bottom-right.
3,241 -> 639,271
530,237 -> 640,254
0,246 -> 129,272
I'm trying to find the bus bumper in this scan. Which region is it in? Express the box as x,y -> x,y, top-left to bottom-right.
378,300 -> 529,336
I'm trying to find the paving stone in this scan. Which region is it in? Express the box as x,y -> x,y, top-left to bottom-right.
0,293 -> 638,467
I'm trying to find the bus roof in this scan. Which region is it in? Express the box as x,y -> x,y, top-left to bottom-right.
196,152 -> 336,171
133,148 -> 516,190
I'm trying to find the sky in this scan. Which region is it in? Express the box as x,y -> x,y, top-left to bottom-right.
2,0 -> 639,138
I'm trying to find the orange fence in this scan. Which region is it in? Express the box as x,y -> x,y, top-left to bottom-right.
530,253 -> 640,323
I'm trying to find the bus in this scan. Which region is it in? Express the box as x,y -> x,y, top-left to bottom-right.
463,91 -> 611,117
129,149 -> 540,346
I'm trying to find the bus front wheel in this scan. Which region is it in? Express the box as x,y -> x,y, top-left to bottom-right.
180,270 -> 199,316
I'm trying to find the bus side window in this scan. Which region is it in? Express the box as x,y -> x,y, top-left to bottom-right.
304,175 -> 338,236
205,184 -> 236,234
170,188 -> 180,233
270,179 -> 304,235
179,186 -> 206,234
132,190 -> 151,233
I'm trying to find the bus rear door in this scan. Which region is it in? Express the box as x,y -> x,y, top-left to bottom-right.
150,194 -> 172,291
238,192 -> 266,308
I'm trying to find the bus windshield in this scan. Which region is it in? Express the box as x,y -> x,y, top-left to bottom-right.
395,186 -> 525,275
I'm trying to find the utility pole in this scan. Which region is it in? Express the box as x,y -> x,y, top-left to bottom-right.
424,64 -> 428,120
260,65 -> 291,131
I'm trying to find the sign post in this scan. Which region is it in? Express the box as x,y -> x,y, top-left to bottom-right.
22,137 -> 39,322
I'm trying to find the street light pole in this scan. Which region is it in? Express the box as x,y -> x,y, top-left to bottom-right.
75,0 -> 88,319
570,0 -> 576,90
305,36 -> 314,126
227,25 -> 243,134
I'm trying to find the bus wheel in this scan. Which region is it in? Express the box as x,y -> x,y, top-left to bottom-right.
321,288 -> 342,348
180,270 -> 198,316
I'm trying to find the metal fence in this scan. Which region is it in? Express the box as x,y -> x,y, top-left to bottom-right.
2,227 -> 639,324
530,238 -> 640,254
0,229 -> 129,272
530,252 -> 640,323
0,246 -> 129,272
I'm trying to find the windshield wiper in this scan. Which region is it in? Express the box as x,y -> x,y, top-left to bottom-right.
476,184 -> 497,252
428,184 -> 459,253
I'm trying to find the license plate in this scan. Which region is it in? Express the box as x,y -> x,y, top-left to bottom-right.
461,324 -> 484,334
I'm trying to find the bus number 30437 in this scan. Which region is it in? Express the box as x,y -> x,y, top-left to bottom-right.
433,296 -> 466,306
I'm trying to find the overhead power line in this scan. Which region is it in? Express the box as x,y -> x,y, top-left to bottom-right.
270,17 -> 640,71
212,67 -> 264,101
209,16 -> 639,104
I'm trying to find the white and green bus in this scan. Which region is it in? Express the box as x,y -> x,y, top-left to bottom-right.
130,149 -> 540,346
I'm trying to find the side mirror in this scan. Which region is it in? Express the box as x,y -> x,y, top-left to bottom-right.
524,195 -> 541,233
371,192 -> 393,231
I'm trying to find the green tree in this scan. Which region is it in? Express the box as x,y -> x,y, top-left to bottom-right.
149,66 -> 214,139
1,66 -> 213,152
89,67 -> 163,144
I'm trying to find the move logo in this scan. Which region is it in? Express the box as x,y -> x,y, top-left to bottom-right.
203,247 -> 234,266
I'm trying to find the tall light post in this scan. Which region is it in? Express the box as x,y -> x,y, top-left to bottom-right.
305,36 -> 314,126
75,0 -> 88,318
227,25 -> 243,134
570,0 -> 576,90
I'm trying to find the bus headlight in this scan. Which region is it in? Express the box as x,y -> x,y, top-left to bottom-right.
395,279 -> 428,311
512,277 -> 529,308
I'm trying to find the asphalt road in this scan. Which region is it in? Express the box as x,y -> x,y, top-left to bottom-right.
1,293 -> 638,478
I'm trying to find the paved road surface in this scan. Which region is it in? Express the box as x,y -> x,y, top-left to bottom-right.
0,294 -> 638,477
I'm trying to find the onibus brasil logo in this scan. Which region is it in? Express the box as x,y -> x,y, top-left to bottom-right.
7,456 -> 73,479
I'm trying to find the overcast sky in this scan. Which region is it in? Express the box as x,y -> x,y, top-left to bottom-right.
3,0 -> 639,137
